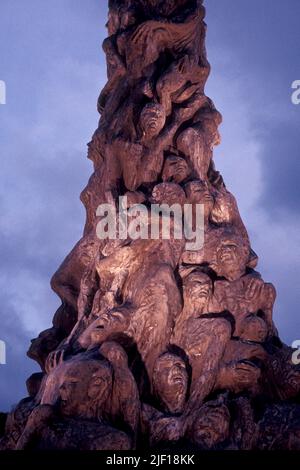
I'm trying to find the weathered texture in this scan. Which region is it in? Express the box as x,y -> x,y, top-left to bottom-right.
1,0 -> 300,451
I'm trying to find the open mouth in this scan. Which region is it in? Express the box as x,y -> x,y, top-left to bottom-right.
172,375 -> 184,384
198,288 -> 209,296
220,252 -> 234,262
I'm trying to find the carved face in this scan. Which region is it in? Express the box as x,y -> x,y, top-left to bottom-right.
106,10 -> 120,36
183,272 -> 213,314
153,353 -> 188,414
185,180 -> 212,203
185,180 -> 214,219
151,183 -> 186,206
240,315 -> 268,343
58,360 -> 112,419
192,404 -> 230,448
140,104 -> 166,140
212,235 -> 249,281
211,189 -> 238,225
162,156 -> 190,184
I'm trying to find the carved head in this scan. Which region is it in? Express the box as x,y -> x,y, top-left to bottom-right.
58,359 -> 113,419
183,271 -> 213,314
100,341 -> 128,368
239,315 -> 268,343
162,156 -> 190,184
140,104 -> 166,140
199,107 -> 222,148
191,401 -> 230,448
106,10 -> 120,36
151,182 -> 186,207
210,188 -> 239,225
153,353 -> 188,415
211,230 -> 250,281
27,328 -> 64,370
184,180 -> 214,220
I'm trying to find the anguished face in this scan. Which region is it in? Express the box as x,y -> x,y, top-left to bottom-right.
183,272 -> 213,314
153,353 -> 188,414
185,180 -> 214,221
212,234 -> 249,281
185,180 -> 213,205
140,104 -> 166,140
58,360 -> 112,419
162,156 -> 190,184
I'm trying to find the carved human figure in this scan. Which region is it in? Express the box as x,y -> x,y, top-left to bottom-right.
162,155 -> 191,184
215,359 -> 261,396
151,182 -> 186,207
211,273 -> 276,335
97,0 -> 138,117
176,101 -> 222,180
119,103 -> 167,190
3,0 -> 300,453
26,373 -> 44,399
16,354 -> 132,450
186,397 -> 231,449
180,215 -> 251,268
152,353 -> 188,415
141,403 -> 184,446
107,69 -> 209,190
210,185 -> 248,234
172,270 -> 232,406
209,229 -> 251,281
239,315 -> 268,343
27,328 -> 65,371
184,179 -> 214,227
48,238 -> 184,381
141,352 -> 188,446
99,341 -> 140,442
125,0 -> 204,79
156,53 -> 210,117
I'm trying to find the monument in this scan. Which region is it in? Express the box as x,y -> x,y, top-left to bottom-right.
1,0 -> 300,450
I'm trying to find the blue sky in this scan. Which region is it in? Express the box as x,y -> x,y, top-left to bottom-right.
0,0 -> 299,410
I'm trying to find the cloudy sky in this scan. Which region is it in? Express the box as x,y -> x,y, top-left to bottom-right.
0,0 -> 299,411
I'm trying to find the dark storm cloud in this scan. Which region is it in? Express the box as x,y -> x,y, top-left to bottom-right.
206,0 -> 300,221
0,0 -> 108,410
257,120 -> 300,215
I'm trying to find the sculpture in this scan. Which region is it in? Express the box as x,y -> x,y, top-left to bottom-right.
15,352 -> 132,450
1,0 -> 300,451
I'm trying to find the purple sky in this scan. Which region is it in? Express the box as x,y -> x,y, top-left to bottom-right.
0,0 -> 300,411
